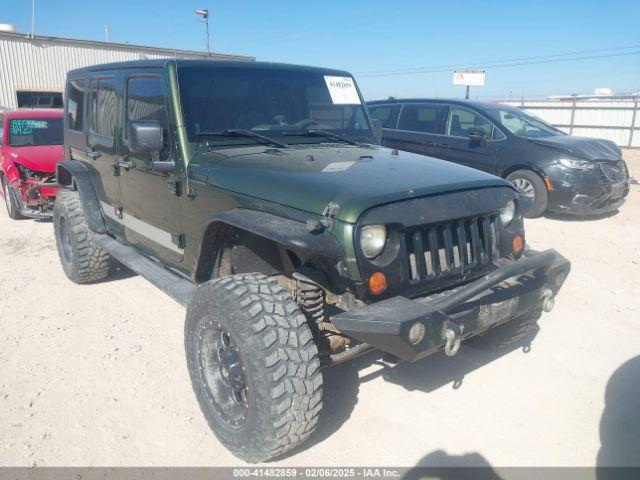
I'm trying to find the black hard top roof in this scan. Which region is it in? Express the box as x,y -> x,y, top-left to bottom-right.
68,59 -> 352,77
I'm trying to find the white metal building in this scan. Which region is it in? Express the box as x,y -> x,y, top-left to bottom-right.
501,95 -> 640,148
0,26 -> 253,109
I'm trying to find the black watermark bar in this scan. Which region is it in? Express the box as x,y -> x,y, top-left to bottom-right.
0,468 -> 639,480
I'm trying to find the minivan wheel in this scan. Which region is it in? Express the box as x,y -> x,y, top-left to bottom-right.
507,170 -> 548,218
2,177 -> 24,220
185,273 -> 323,463
53,189 -> 111,283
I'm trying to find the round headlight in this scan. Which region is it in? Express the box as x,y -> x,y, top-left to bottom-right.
500,200 -> 516,225
360,225 -> 387,259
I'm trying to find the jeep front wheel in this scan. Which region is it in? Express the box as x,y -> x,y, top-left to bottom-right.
185,273 -> 323,463
53,189 -> 111,284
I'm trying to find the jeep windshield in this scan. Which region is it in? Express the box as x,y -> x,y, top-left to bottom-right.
8,117 -> 63,147
177,65 -> 376,148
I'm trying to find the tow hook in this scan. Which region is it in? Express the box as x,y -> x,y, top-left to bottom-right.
443,321 -> 464,357
541,288 -> 555,313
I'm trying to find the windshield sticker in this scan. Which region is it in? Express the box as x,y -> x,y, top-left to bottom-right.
324,76 -> 361,105
322,161 -> 355,173
10,119 -> 48,135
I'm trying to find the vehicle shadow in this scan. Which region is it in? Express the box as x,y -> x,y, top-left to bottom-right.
102,260 -> 137,282
543,210 -> 619,222
403,449 -> 502,480
275,331 -> 537,461
596,355 -> 640,470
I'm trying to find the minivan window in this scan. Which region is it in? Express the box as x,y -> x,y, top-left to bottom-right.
89,77 -> 117,138
447,107 -> 493,138
369,106 -> 397,128
126,76 -> 169,133
8,118 -> 63,147
67,79 -> 85,132
397,104 -> 448,134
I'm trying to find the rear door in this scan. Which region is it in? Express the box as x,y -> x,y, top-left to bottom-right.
381,103 -> 449,158
117,71 -> 183,264
440,105 -> 502,173
86,74 -> 123,218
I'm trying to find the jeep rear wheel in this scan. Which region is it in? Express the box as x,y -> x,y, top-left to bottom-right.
185,273 -> 323,463
2,177 -> 24,220
53,189 -> 111,284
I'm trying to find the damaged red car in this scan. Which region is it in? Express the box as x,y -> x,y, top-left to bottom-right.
0,109 -> 64,219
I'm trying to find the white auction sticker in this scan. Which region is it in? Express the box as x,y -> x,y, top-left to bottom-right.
322,161 -> 355,173
324,76 -> 361,105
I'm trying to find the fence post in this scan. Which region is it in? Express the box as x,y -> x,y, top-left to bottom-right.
569,98 -> 577,135
629,96 -> 638,149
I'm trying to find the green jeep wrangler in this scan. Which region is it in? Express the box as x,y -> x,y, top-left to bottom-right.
53,59 -> 570,462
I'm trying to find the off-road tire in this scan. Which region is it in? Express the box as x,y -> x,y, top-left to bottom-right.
507,169 -> 548,218
467,307 -> 543,350
53,189 -> 110,284
185,273 -> 323,463
2,176 -> 24,220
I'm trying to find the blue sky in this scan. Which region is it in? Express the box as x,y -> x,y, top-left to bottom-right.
2,0 -> 639,100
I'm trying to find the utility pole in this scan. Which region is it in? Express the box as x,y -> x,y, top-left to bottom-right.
465,85 -> 470,100
30,0 -> 35,38
104,24 -> 110,42
194,9 -> 211,55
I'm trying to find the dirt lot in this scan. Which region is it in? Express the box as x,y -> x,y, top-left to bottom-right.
1,150 -> 639,468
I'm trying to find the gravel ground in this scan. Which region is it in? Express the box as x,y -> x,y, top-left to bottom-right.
0,150 -> 638,468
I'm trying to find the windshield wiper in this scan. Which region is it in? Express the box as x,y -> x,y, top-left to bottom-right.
282,129 -> 362,146
195,129 -> 289,149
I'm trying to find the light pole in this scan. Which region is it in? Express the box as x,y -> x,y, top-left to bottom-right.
194,9 -> 210,55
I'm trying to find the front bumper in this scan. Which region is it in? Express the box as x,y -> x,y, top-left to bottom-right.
545,162 -> 629,215
331,249 -> 570,362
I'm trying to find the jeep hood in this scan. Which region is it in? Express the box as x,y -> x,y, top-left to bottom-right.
6,145 -> 64,172
196,145 -> 513,223
530,135 -> 621,162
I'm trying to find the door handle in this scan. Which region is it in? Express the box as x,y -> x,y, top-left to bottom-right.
86,149 -> 101,160
114,156 -> 134,171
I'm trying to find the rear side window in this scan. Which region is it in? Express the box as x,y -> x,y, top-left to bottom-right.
398,104 -> 449,134
369,105 -> 398,128
125,76 -> 168,131
447,107 -> 493,138
89,77 -> 117,138
67,79 -> 85,131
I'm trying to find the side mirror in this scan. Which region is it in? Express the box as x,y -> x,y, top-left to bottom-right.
127,120 -> 164,153
468,131 -> 487,147
371,118 -> 383,144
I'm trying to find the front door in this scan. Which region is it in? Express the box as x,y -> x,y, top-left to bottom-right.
440,106 -> 499,173
381,103 -> 449,158
117,72 -> 184,264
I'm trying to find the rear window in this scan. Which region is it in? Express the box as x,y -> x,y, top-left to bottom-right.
369,105 -> 398,128
8,118 -> 63,147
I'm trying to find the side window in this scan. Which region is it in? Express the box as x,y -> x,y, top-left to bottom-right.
89,77 -> 117,138
398,104 -> 449,134
447,107 -> 493,138
0,115 -> 4,144
369,105 -> 398,128
67,79 -> 85,132
126,75 -> 169,131
492,128 -> 506,140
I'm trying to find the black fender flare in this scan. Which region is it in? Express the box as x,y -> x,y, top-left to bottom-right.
56,160 -> 106,233
194,208 -> 350,283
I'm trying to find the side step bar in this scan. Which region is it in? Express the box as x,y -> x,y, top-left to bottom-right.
95,234 -> 196,306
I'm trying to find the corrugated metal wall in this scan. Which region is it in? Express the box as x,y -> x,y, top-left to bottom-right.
0,32 -> 252,109
501,97 -> 640,148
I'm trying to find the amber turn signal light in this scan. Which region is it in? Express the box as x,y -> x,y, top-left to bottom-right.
513,234 -> 524,255
368,272 -> 387,295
